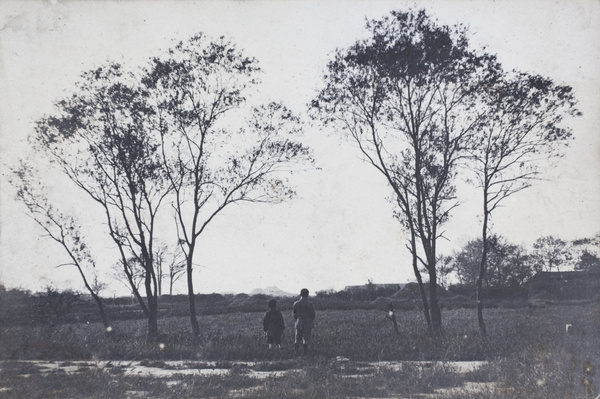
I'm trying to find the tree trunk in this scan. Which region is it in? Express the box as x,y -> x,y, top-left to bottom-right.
186,246 -> 200,337
428,272 -> 442,333
148,302 -> 159,339
90,292 -> 110,329
476,279 -> 486,336
187,271 -> 199,337
477,191 -> 490,337
145,272 -> 159,339
414,269 -> 432,333
411,246 -> 432,333
404,206 -> 433,333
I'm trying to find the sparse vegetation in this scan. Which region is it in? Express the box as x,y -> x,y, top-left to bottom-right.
0,291 -> 598,398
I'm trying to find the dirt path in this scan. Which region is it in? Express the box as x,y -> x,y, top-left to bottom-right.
1,359 -> 493,398
3,358 -> 487,378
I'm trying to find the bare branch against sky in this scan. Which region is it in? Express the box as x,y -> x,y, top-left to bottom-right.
1,0 -> 599,295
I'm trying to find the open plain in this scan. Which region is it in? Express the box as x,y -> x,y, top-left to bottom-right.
1,298 -> 598,398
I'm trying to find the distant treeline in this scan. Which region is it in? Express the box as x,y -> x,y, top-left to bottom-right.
0,280 -> 567,328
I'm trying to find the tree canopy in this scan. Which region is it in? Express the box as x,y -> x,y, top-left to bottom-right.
451,236 -> 534,288
21,33 -> 312,339
313,9 -> 580,334
143,34 -> 312,336
313,9 -> 500,332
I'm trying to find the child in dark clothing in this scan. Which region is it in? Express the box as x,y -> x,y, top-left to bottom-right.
263,298 -> 285,349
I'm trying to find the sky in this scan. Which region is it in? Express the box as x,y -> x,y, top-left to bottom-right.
1,0 -> 599,296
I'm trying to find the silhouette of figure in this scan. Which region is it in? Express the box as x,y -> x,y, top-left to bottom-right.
263,298 -> 285,349
293,288 -> 315,355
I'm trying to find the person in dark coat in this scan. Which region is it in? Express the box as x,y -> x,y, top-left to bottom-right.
263,298 -> 285,349
293,288 -> 315,355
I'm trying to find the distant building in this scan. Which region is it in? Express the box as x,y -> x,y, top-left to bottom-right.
526,271 -> 600,300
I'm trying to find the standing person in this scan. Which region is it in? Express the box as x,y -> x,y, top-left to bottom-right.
263,298 -> 285,350
293,288 -> 315,355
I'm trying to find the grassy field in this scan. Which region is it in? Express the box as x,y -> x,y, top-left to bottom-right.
0,301 -> 598,398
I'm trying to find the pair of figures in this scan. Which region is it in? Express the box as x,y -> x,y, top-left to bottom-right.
263,288 -> 315,355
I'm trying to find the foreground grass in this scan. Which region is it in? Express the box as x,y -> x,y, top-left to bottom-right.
0,357 -> 466,399
2,303 -> 597,362
0,352 -> 595,399
0,302 -> 598,398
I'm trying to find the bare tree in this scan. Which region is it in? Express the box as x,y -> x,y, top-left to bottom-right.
143,34 -> 313,337
313,10 -> 495,333
10,162 -> 110,328
468,73 -> 579,335
154,242 -> 186,296
32,64 -> 170,339
167,253 -> 186,296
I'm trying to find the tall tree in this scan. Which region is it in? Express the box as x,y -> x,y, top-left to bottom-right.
451,236 -> 534,288
530,236 -> 573,273
313,10 -> 495,332
143,34 -> 313,337
10,162 -> 110,328
33,64 -> 170,339
468,71 -> 579,335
